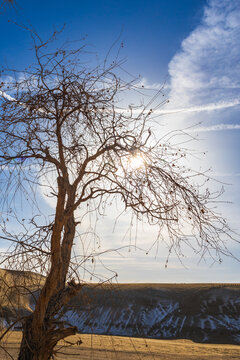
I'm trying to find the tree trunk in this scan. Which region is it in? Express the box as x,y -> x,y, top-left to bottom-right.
17,185 -> 78,359
17,316 -> 43,360
17,280 -> 81,359
18,315 -> 77,360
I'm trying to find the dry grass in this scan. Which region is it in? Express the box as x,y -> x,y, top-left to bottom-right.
0,331 -> 240,359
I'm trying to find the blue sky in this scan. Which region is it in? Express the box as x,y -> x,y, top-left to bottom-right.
0,0 -> 240,282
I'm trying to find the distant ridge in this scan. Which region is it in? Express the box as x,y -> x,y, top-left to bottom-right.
1,269 -> 240,345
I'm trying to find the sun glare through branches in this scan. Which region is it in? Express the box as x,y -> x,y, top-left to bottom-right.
128,153 -> 146,171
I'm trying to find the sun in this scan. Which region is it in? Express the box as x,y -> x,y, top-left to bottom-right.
128,153 -> 145,170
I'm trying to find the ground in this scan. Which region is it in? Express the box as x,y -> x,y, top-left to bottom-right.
0,331 -> 240,359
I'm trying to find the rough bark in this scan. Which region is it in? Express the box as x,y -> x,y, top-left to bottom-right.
18,315 -> 77,360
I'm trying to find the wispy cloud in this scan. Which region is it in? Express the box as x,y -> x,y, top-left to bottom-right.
168,0 -> 240,119
0,90 -> 16,102
155,99 -> 240,115
190,123 -> 240,132
135,77 -> 169,91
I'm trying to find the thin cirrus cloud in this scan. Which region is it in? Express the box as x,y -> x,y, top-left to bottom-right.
166,0 -> 240,132
190,123 -> 240,133
155,99 -> 240,116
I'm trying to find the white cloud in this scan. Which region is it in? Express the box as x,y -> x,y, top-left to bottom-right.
135,77 -> 169,91
0,90 -> 16,102
155,99 -> 240,116
190,123 -> 240,132
168,0 -> 240,117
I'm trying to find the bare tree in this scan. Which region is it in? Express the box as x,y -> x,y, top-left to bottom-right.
0,31 -> 237,359
0,0 -> 15,11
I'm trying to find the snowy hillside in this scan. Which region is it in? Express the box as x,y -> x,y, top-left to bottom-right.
1,270 -> 240,345
65,284 -> 240,344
